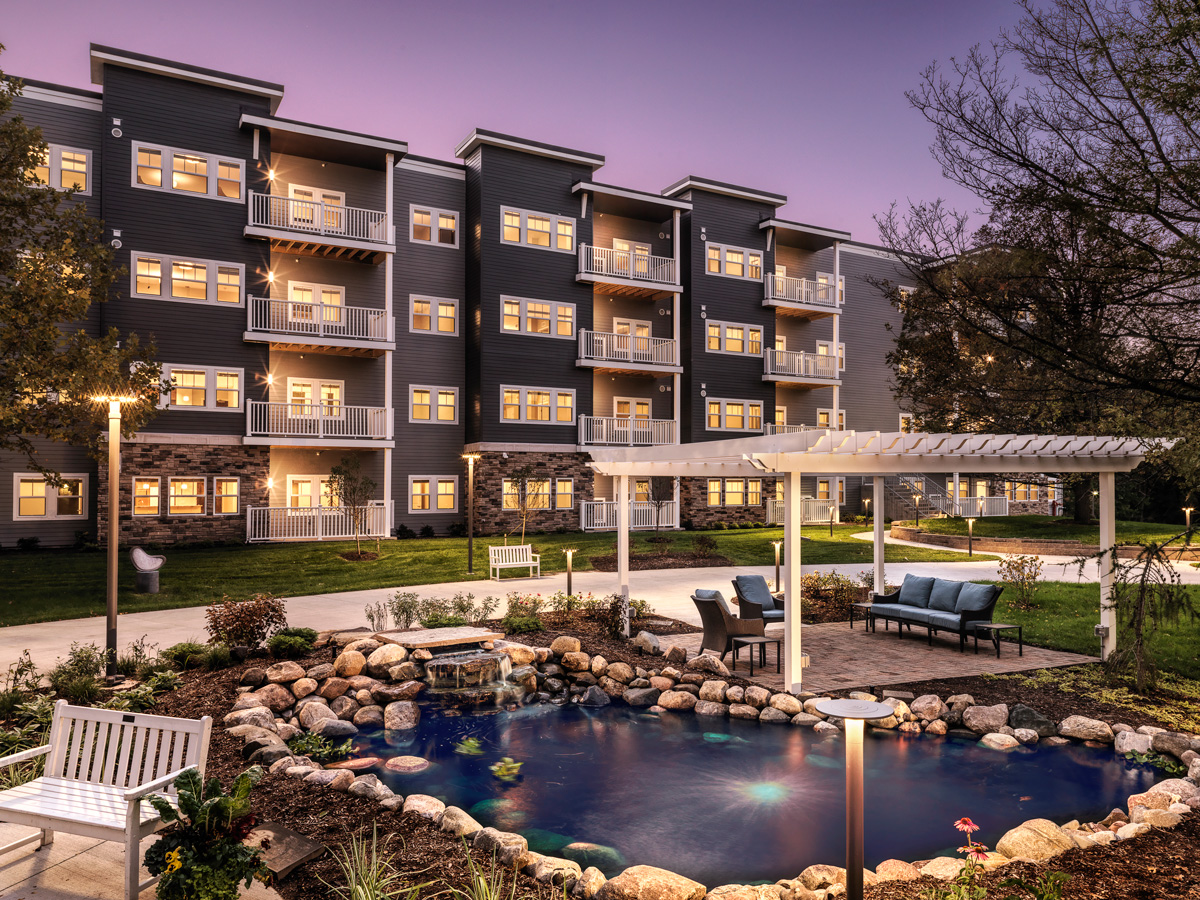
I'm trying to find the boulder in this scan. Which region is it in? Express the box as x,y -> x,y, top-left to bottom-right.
759,708 -> 791,725
798,864 -> 843,890
383,700 -> 420,731
577,685 -> 612,708
240,667 -> 267,687
330,695 -> 358,720
318,677 -> 352,700
251,683 -> 295,713
898,721 -> 923,734
1128,790 -> 1173,810
875,859 -> 920,881
920,858 -> 965,880
348,775 -> 390,800
495,641 -> 537,667
606,662 -> 635,684
347,674 -> 380,691
224,706 -> 276,730
1117,822 -> 1151,839
1115,731 -> 1154,755
849,691 -> 878,702
561,652 -> 591,672
276,723 -> 301,741
574,867 -> 607,900
345,638 -> 381,655
411,648 -> 433,662
946,693 -> 975,705
379,796 -> 405,811
562,843 -> 627,872
665,645 -> 688,665
910,695 -> 948,720
298,703 -> 338,729
649,676 -> 675,692
226,724 -> 280,743
590,656 -> 609,677
685,655 -> 730,677
595,865 -> 706,900
372,681 -> 426,705
303,769 -> 354,791
769,694 -> 804,716
996,819 -> 1076,859
743,686 -> 772,709
633,631 -> 661,655
708,886 -> 784,900
925,719 -> 948,736
981,733 -> 1020,751
775,880 -> 820,900
694,700 -> 729,717
366,644 -> 409,677
550,636 -> 582,657
474,828 -> 531,868
657,691 -> 698,711
534,856 -> 583,886
962,704 -> 1009,734
403,794 -> 446,820
332,650 -> 366,677
1131,807 -> 1183,827
1151,778 -> 1197,800
1058,716 -> 1114,743
306,663 -> 335,680
311,717 -> 358,739
623,687 -> 661,708
352,706 -> 384,728
232,693 -> 267,711
265,661 -> 306,684
388,662 -> 422,681
1013,728 -> 1040,745
728,704 -> 760,720
803,698 -> 831,718
326,757 -> 382,771
1151,731 -> 1194,760
291,678 -> 318,700
725,686 -> 745,704
1008,704 -> 1058,738
813,720 -> 840,735
598,677 -> 626,699
439,806 -> 484,838
791,712 -> 822,728
1191,758 -> 1200,782
699,681 -> 728,703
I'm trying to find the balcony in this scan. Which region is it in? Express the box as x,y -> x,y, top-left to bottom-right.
244,296 -> 394,357
576,244 -> 679,298
765,498 -> 840,525
247,501 -> 391,542
245,192 -> 393,263
763,423 -> 823,436
579,415 -> 676,446
764,274 -> 838,319
763,349 -> 841,388
245,400 -> 393,447
577,330 -> 681,375
581,500 -> 679,531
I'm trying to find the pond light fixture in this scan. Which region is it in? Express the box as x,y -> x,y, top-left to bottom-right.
771,540 -> 782,591
814,698 -> 895,900
462,453 -> 481,574
92,395 -> 136,683
966,517 -> 976,557
563,548 -> 578,598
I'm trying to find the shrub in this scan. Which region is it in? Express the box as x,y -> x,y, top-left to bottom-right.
499,615 -> 543,634
319,825 -> 428,900
363,601 -> 389,632
204,594 -> 287,648
421,612 -> 468,629
393,523 -> 417,540
161,642 -> 209,670
630,597 -> 655,619
48,642 -> 106,698
598,595 -> 630,638
0,650 -> 40,718
999,554 -> 1043,610
419,525 -> 436,539
15,537 -> 39,551
57,674 -> 102,705
447,521 -> 467,538
286,731 -> 353,764
693,535 -> 719,558
388,591 -> 421,629
115,635 -> 158,678
266,634 -> 311,659
499,592 -> 545,633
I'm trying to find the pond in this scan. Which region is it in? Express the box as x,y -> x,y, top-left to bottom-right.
361,703 -> 1157,887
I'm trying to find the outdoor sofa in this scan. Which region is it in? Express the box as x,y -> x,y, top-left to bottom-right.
868,574 -> 1003,651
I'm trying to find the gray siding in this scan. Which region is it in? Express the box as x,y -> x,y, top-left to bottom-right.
270,154 -> 385,213
267,448 -> 384,508
0,444 -> 97,548
591,373 -> 673,420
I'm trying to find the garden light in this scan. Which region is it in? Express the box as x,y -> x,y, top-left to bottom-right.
462,453 -> 480,573
563,547 -> 577,597
966,517 -> 976,557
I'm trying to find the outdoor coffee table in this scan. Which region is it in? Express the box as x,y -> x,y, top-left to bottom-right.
850,602 -> 873,630
972,623 -> 1023,658
731,635 -> 781,676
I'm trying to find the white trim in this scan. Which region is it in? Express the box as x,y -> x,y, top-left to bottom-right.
612,396 -> 653,418
238,113 -> 407,155
90,49 -> 284,112
285,474 -> 335,509
571,181 -> 691,211
705,319 -> 764,356
705,243 -> 765,281
409,384 -> 459,425
554,477 -> 575,511
132,476 -> 161,517
19,84 -> 103,111
705,397 -> 764,433
409,204 -> 460,248
130,251 -> 245,307
815,476 -> 845,506
33,144 -> 93,196
775,405 -> 788,426
11,473 -> 88,521
162,364 -> 244,412
815,341 -> 846,372
130,141 -> 245,203
284,377 -> 345,419
166,476 -> 207,517
500,384 -> 577,426
841,242 -> 903,261
661,177 -> 785,206
408,294 -> 459,336
500,206 -> 576,254
757,218 -> 852,243
408,475 -> 459,513
454,129 -> 603,169
212,476 -> 240,516
816,272 -> 846,306
816,407 -> 846,430
395,157 -> 466,180
500,295 -> 576,339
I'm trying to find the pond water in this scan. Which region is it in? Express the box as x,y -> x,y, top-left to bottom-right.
360,704 -> 1157,887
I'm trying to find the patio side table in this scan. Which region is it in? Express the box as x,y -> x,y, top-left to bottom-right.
972,623 -> 1023,658
731,635 -> 781,676
850,602 -> 873,630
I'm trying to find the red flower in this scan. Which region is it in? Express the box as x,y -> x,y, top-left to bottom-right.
954,817 -> 979,834
958,843 -> 990,862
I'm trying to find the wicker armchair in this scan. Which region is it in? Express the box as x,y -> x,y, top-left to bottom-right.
691,590 -> 765,661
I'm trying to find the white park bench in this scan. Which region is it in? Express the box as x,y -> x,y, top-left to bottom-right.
0,700 -> 212,900
488,544 -> 541,580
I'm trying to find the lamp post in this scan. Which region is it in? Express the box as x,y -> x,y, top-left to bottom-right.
966,517 -> 976,558
462,453 -> 480,574
1184,507 -> 1194,545
772,540 -> 782,592
863,497 -> 871,528
913,494 -> 922,529
96,396 -> 132,684
563,548 -> 576,598
814,698 -> 895,900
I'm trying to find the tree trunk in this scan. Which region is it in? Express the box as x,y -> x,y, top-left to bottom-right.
1072,481 -> 1093,524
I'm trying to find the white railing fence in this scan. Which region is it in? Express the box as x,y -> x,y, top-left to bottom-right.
763,423 -> 823,435
580,500 -> 679,531
247,400 -> 390,440
248,192 -> 390,244
247,296 -> 392,342
765,274 -> 838,308
578,330 -> 678,366
578,415 -> 676,446
764,349 -> 839,379
765,498 -> 840,525
886,475 -> 1009,518
247,501 -> 391,542
579,244 -> 676,285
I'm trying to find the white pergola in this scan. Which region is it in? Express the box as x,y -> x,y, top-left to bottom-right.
589,430 -> 1158,692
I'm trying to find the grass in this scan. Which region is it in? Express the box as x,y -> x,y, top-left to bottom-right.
0,525 -> 988,627
909,514 -> 1186,546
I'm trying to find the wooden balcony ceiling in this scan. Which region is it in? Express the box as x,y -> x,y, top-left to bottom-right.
591,279 -> 676,300
766,375 -> 842,390
266,339 -> 385,359
267,236 -> 386,264
767,300 -> 836,320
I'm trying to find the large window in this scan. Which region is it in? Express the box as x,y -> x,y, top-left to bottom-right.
132,142 -> 243,202
163,365 -> 244,412
500,296 -> 575,339
500,207 -> 576,253
706,321 -> 764,355
410,205 -> 459,248
500,385 -> 576,425
214,477 -> 239,515
133,478 -> 160,516
706,398 -> 763,432
410,476 -> 458,513
501,478 -> 556,510
705,243 -> 764,280
168,478 -> 206,516
705,478 -> 764,508
816,341 -> 846,372
816,272 -> 846,304
287,378 -> 342,417
555,478 -> 574,510
816,408 -> 845,430
30,144 -> 92,194
409,385 -> 458,424
12,474 -> 87,520
130,252 -> 245,307
409,295 -> 459,336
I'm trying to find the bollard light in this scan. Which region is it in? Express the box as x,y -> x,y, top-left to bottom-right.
771,540 -> 782,592
1184,507 -> 1194,545
966,517 -> 976,558
814,698 -> 895,900
913,494 -> 922,529
863,497 -> 871,528
563,548 -> 577,598
462,453 -> 480,573
94,395 -> 135,684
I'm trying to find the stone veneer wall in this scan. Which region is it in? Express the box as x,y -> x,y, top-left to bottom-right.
472,451 -> 595,536
987,476 -> 1055,516
680,476 -> 779,528
98,441 -> 270,545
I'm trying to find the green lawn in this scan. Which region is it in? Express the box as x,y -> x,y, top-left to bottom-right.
909,514 -> 1185,546
0,526 -> 986,627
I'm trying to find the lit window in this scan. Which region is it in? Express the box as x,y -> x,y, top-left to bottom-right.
748,328 -> 763,355
726,327 -> 744,354
726,479 -> 745,506
818,410 -> 830,428
217,161 -> 241,199
59,150 -> 88,192
437,479 -> 456,510
438,302 -> 456,333
556,305 -> 574,337
133,253 -> 244,307
437,390 -> 456,421
707,398 -> 766,432
438,213 -> 457,245
17,479 -> 46,517
556,391 -> 573,423
707,246 -> 721,273
411,389 -> 431,420
526,480 -> 549,509
526,216 -> 551,247
169,478 -> 206,515
31,149 -> 50,187
409,206 -> 459,247
748,479 -> 762,506
133,143 -> 241,201
412,299 -> 432,331
748,403 -> 762,430
133,479 -> 160,516
171,370 -> 206,407
707,321 -> 767,356
137,148 -> 162,187
526,302 -> 551,334
163,364 -> 244,411
499,207 -> 575,253
817,480 -> 831,501
775,406 -> 787,426
748,253 -> 762,280
527,390 -> 550,421
899,414 -> 914,434
555,479 -> 573,509
706,243 -> 766,280
503,390 -> 521,420
214,478 -> 239,515
817,272 -> 846,304
503,299 -> 521,331
502,479 -> 519,510
707,324 -> 721,351
726,403 -> 744,430
707,479 -> 722,506
172,153 -> 208,194
556,220 -> 573,251
216,267 -> 240,304
171,262 -> 207,301
136,258 -> 162,296
411,479 -> 431,510
838,479 -> 845,505
412,209 -> 431,241
707,401 -> 721,428
725,249 -> 744,278
503,210 -> 521,242
499,297 -> 575,339
500,385 -> 576,425
215,371 -> 240,408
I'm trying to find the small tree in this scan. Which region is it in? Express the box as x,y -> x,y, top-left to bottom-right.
647,476 -> 675,536
327,456 -> 377,556
503,462 -> 541,544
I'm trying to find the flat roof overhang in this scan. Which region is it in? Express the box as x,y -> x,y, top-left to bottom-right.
573,181 -> 691,220
761,218 -> 852,252
240,114 -> 407,169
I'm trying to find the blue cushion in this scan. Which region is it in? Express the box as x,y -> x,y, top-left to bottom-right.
759,609 -> 785,622
694,589 -> 734,617
896,574 -> 935,608
734,575 -> 777,612
928,579 -> 964,612
955,582 -> 998,614
924,610 -> 962,630
870,604 -> 933,624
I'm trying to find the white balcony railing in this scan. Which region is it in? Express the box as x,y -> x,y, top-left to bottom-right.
948,496 -> 1010,518
579,415 -> 676,446
765,498 -> 840,525
581,500 -> 679,531
578,244 -> 676,286
763,423 -> 823,435
247,400 -> 390,441
764,349 -> 839,380
578,330 -> 678,367
247,296 -> 392,343
248,192 -> 390,244
247,501 -> 391,542
765,274 -> 838,309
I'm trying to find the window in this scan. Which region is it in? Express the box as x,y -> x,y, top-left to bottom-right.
407,295 -> 459,336
705,321 -> 764,356
499,385 -> 576,425
705,243 -> 764,280
899,413 -> 914,434
131,142 -> 243,202
748,479 -> 763,506
816,341 -> 846,372
409,476 -> 459,513
168,478 -> 206,516
409,205 -> 459,248
500,478 -> 551,511
725,479 -> 745,506
499,207 -> 576,253
775,406 -> 787,427
214,477 -> 239,515
817,479 -> 831,501
499,296 -> 576,339
528,480 -> 551,510
29,144 -> 92,195
12,474 -> 88,520
555,479 -> 574,510
816,272 -> 846,304
133,478 -> 160,516
502,479 -> 519,510
286,476 -> 338,509
816,408 -> 845,430
705,398 -> 764,432
707,479 -> 722,506
130,252 -> 245,307
409,385 -> 458,424
163,365 -> 244,412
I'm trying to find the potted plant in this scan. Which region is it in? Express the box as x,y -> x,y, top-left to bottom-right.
144,766 -> 270,900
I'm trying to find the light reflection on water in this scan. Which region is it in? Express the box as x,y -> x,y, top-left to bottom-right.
358,704 -> 1157,887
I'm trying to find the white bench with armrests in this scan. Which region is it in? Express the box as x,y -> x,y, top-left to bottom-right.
488,544 -> 541,580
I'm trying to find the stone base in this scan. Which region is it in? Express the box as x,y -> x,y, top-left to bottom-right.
679,476 -> 780,529
470,450 -> 595,536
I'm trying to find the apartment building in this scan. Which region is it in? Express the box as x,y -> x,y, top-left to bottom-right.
2,45 -> 1054,549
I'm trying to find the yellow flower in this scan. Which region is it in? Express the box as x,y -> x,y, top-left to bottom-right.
165,848 -> 182,874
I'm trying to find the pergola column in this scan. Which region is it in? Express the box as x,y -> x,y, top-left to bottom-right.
784,470 -> 805,691
873,475 -> 885,595
1098,471 -> 1117,659
616,473 -> 631,637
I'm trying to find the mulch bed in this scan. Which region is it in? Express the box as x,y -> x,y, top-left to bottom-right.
589,552 -> 733,571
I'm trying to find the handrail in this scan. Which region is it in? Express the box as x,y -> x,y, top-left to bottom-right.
763,423 -> 822,435
765,274 -> 838,307
580,500 -> 679,531
246,400 -> 390,440
763,349 -> 839,379
578,243 -> 676,285
578,330 -> 678,366
247,296 -> 392,342
247,191 -> 390,244
246,501 -> 391,542
765,497 -> 840,525
579,415 -> 676,446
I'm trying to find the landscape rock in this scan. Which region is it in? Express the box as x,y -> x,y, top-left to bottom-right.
298,703 -> 338,729
1131,808 -> 1183,828
1152,778 -> 1198,800
304,769 -> 354,791
353,706 -> 384,728
791,712 -> 822,728
981,733 -> 1020,751
371,681 -> 426,704
348,775 -> 390,800
694,700 -> 729,717
411,648 -> 433,662
561,652 -> 591,672
881,690 -> 914,701
1151,731 -> 1194,760
311,717 -> 358,739
265,661 -> 306,684
996,818 -> 1076,859
224,706 -> 276,730
562,843 -> 627,872
724,686 -> 745,704
474,828 -> 531,868
849,691 -> 878,702
534,856 -> 583,886
946,693 -> 975,705
605,662 -> 634,684
924,719 -> 948,735
813,720 -> 840,735
333,650 -> 366,677
383,700 -> 420,731
226,724 -> 280,742
744,686 -> 772,709
633,631 -> 661,655
319,677 -> 352,700
598,677 -> 626,699
550,636 -> 582,657
1009,704 -> 1058,738
728,703 -> 760,720
330,695 -> 358,720
306,663 -> 335,680
595,865 -> 706,900
874,859 -> 920,881
798,864 -> 843,890
574,867 -> 607,899
685,655 -> 730,677
495,641 -> 537,666
590,656 -> 608,677
1127,790 -> 1173,810
665,645 -> 688,664
623,687 -> 661,708
759,708 -> 791,724
326,757 -> 382,771
345,638 -> 381,655
403,794 -> 446,820
803,698 -> 830,718
388,662 -> 422,681
366,644 -> 409,677
1058,716 -> 1114,743
649,676 -> 675,692
578,685 -> 612,708
1117,822 -> 1151,839
910,695 -> 948,720
920,858 -> 965,880
769,694 -> 803,716
1114,731 -> 1154,755
708,886 -> 784,900
962,703 -> 1009,734
379,796 -> 405,811
240,668 -> 267,687
1013,728 -> 1040,745
291,678 -> 318,700
439,806 -> 484,838
657,691 -> 698,711
699,681 -> 728,703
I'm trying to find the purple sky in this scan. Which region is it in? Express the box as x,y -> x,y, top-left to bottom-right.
3,1 -> 1022,241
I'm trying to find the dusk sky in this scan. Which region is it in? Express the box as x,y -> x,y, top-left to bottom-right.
3,1 -> 1023,241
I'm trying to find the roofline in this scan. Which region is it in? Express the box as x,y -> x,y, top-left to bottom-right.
396,155 -> 467,181
16,78 -> 103,111
759,218 -> 851,243
454,128 -> 604,170
662,175 -> 786,205
239,113 -> 408,156
572,181 -> 692,211
89,44 -> 285,113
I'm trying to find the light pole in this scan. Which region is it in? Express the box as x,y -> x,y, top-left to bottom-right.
563,548 -> 576,598
913,494 -> 922,529
1184,507 -> 1193,545
96,396 -> 132,684
863,497 -> 871,528
462,453 -> 480,574
966,517 -> 976,558
814,698 -> 895,900
772,540 -> 782,592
